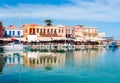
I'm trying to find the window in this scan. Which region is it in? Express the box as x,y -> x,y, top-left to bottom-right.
18,31 -> 20,36
44,29 -> 46,34
33,28 -> 35,34
9,31 -> 11,36
59,29 -> 61,33
54,29 -> 56,34
47,29 -> 49,33
4,31 -> 7,36
62,29 -> 63,33
29,28 -> 32,34
13,31 -> 15,36
40,29 -> 42,34
51,29 -> 53,34
37,28 -> 39,33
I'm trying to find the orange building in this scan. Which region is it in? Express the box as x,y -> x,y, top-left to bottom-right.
22,24 -> 40,36
22,24 -> 68,41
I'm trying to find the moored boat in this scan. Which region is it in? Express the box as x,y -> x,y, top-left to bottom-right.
2,42 -> 24,51
109,42 -> 118,48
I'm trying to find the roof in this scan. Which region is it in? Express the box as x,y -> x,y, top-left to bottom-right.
5,25 -> 22,30
29,24 -> 40,26
23,24 -> 40,27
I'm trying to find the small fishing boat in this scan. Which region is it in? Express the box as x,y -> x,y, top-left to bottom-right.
2,42 -> 24,51
109,42 -> 118,48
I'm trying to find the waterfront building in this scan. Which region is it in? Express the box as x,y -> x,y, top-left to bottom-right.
74,25 -> 99,41
0,21 -> 5,38
22,24 -> 67,42
22,24 -> 101,42
4,25 -> 23,37
82,27 -> 98,40
39,25 -> 66,41
65,26 -> 74,38
74,25 -> 84,39
98,33 -> 105,39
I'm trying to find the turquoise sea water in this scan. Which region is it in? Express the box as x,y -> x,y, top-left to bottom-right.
0,49 -> 120,83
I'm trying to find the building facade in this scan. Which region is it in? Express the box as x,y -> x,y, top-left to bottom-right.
83,28 -> 98,37
74,25 -> 99,40
22,24 -> 67,41
74,25 -> 84,39
98,33 -> 105,38
22,24 -> 100,42
4,25 -> 23,37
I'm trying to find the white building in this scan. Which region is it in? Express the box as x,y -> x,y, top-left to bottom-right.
4,25 -> 23,37
98,33 -> 105,38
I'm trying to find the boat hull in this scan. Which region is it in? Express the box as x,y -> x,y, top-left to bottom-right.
2,44 -> 24,51
2,46 -> 24,51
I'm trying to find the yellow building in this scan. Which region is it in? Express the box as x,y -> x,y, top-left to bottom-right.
22,24 -> 41,40
22,24 -> 68,41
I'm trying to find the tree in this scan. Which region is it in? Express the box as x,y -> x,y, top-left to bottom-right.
44,19 -> 53,52
44,19 -> 52,26
44,19 -> 53,37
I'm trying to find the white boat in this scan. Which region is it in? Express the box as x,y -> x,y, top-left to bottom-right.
2,43 -> 24,51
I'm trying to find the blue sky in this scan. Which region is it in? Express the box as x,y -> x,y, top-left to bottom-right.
0,0 -> 120,39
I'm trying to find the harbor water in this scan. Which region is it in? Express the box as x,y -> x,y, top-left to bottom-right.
0,48 -> 120,83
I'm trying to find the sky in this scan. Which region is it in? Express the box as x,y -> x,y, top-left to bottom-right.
0,0 -> 120,39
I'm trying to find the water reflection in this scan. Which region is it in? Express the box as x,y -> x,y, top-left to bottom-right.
0,49 -> 107,73
0,54 -> 4,74
66,49 -> 106,68
4,51 -> 24,65
1,49 -> 120,83
23,52 -> 66,68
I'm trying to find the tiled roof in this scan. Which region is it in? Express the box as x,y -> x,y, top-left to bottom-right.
22,24 -> 41,28
9,25 -> 18,29
29,24 -> 40,26
5,25 -> 22,30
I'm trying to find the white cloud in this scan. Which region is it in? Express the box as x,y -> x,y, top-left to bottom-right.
0,0 -> 120,22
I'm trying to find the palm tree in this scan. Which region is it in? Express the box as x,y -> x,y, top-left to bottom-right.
44,19 -> 52,26
44,19 -> 53,52
45,19 -> 52,39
